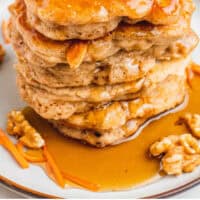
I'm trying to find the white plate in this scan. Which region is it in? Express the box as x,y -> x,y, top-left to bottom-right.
0,0 -> 200,198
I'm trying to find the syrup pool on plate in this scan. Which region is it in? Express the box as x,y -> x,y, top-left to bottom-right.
23,73 -> 200,191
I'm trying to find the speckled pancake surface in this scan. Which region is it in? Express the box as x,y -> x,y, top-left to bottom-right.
23,0 -> 194,40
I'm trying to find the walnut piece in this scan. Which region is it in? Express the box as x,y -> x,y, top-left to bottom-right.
7,110 -> 45,148
150,133 -> 200,175
0,44 -> 5,63
150,135 -> 179,156
179,113 -> 200,138
162,146 -> 184,175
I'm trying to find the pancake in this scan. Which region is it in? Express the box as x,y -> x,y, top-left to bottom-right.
18,74 -> 145,103
7,0 -> 198,149
16,56 -> 190,120
22,0 -> 194,40
15,53 -> 155,87
52,75 -> 186,147
64,76 -> 184,130
8,3 -> 198,68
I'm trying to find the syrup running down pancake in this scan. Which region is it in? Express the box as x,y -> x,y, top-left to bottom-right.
7,0 -> 199,147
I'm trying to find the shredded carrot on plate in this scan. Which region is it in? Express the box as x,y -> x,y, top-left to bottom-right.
16,142 -> 45,163
43,146 -> 99,190
0,128 -> 29,168
62,171 -> 100,191
1,20 -> 10,44
1,127 -> 99,190
191,63 -> 200,75
43,146 -> 66,188
186,67 -> 194,88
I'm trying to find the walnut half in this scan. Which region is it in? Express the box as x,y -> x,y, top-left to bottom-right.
7,110 -> 45,148
150,133 -> 200,175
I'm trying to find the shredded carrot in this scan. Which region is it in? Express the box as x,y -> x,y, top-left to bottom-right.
1,20 -> 10,44
0,128 -> 29,168
191,63 -> 200,75
1,129 -> 100,190
186,67 -> 194,88
43,146 -> 99,190
16,142 -> 45,163
62,171 -> 100,191
43,146 -> 66,188
45,162 -> 53,178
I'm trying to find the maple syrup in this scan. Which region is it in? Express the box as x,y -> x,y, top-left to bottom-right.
23,73 -> 200,191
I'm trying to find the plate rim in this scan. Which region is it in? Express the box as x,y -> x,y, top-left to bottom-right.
0,174 -> 200,198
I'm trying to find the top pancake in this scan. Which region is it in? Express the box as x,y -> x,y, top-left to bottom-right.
24,0 -> 189,25
8,0 -> 198,69
22,0 -> 195,40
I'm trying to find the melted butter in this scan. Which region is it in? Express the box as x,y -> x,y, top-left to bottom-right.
23,74 -> 200,191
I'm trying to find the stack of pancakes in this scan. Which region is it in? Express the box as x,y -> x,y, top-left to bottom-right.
8,0 -> 199,147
